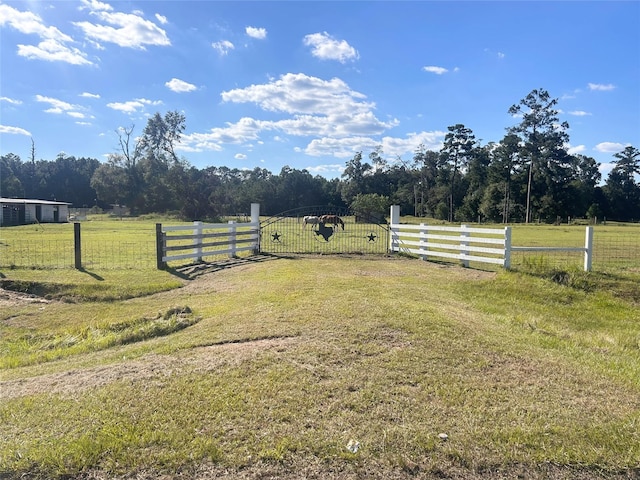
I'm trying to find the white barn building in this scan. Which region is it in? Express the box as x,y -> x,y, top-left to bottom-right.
0,198 -> 71,226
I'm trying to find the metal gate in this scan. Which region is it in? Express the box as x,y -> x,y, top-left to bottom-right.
259,206 -> 389,254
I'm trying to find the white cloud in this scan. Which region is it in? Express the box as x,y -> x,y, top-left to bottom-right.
0,4 -> 73,42
303,32 -> 359,63
599,162 -> 615,176
234,153 -> 248,160
423,66 -> 448,75
0,3 -> 93,65
178,117 -> 267,152
155,13 -> 168,25
80,92 -> 100,98
35,95 -> 76,112
304,130 -> 445,159
0,125 -> 31,136
567,144 -> 586,154
595,142 -> 629,153
212,40 -> 234,55
276,112 -> 394,138
0,97 -> 22,105
304,136 -> 381,158
165,78 -> 197,93
74,0 -> 170,49
35,95 -> 87,118
17,39 -> 92,65
79,0 -> 113,12
107,98 -> 162,113
484,48 -> 505,60
183,73 -> 441,163
222,73 -> 399,138
246,26 -> 267,39
221,73 -> 373,116
568,111 -> 591,116
380,131 -> 446,157
306,164 -> 344,175
588,83 -> 616,91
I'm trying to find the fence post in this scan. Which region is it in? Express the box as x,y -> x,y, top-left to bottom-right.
74,222 -> 82,269
503,226 -> 512,270
251,203 -> 260,253
228,221 -> 237,258
584,226 -> 594,272
419,223 -> 428,261
193,221 -> 203,262
155,223 -> 166,269
389,205 -> 400,253
460,224 -> 470,268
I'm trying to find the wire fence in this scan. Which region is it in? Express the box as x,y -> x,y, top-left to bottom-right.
594,231 -> 640,271
0,240 -> 156,270
0,229 -> 638,272
507,232 -> 640,273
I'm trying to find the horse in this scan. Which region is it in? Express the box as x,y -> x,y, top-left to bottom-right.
302,215 -> 321,229
319,214 -> 345,230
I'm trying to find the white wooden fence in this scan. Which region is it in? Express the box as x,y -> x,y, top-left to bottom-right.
388,205 -> 593,271
156,204 -> 260,269
506,225 -> 594,271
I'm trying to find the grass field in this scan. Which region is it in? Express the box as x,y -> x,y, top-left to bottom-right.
1,216 -> 639,479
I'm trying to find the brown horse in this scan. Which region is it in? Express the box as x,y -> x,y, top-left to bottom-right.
319,214 -> 344,230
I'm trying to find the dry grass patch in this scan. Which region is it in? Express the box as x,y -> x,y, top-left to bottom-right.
0,336 -> 299,400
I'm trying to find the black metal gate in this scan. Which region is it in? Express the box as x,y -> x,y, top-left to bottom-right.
259,206 -> 389,254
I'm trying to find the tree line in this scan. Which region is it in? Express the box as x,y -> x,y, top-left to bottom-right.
1,89 -> 639,223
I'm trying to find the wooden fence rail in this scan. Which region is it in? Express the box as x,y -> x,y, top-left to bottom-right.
388,205 -> 593,271
506,225 -> 594,271
156,204 -> 260,269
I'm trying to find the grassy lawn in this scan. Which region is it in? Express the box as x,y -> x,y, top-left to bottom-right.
1,252 -> 639,479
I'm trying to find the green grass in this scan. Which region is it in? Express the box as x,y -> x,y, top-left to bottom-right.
1,255 -> 639,479
0,268 -> 182,300
0,306 -> 198,369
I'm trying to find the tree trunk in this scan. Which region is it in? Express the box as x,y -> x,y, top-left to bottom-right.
525,158 -> 533,224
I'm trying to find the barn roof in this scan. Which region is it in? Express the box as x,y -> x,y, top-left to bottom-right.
0,198 -> 71,206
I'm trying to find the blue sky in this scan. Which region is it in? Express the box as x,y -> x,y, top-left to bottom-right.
1,1 -> 639,180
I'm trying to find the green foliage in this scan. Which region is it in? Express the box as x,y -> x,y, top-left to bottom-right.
441,124 -> 477,222
349,193 -> 389,221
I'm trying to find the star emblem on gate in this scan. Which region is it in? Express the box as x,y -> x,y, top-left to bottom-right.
367,232 -> 377,242
271,231 -> 282,243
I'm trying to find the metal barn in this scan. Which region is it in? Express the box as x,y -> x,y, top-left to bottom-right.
0,198 -> 71,226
